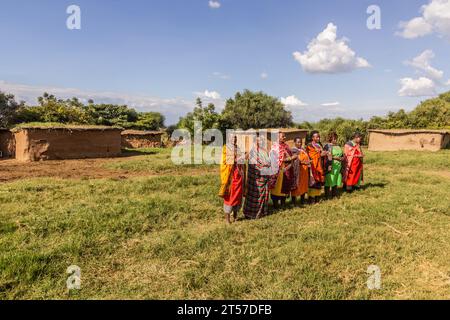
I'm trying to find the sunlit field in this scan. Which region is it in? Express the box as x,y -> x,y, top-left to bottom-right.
0,149 -> 449,299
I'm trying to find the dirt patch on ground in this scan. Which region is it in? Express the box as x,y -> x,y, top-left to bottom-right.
425,170 -> 450,180
0,158 -> 125,182
0,156 -> 215,182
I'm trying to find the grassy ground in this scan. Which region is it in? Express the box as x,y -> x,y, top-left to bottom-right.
0,149 -> 449,299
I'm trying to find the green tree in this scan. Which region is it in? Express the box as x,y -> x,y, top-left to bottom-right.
85,103 -> 138,127
177,98 -> 221,134
221,90 -> 293,130
408,92 -> 450,129
133,112 -> 165,130
0,91 -> 22,128
32,93 -> 91,124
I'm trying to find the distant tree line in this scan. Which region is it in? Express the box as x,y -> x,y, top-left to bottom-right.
0,92 -> 165,131
1,89 -> 449,143
298,91 -> 450,145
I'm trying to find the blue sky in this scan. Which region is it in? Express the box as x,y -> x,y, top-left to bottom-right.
0,0 -> 449,124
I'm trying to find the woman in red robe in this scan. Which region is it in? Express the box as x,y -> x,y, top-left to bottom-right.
343,132 -> 364,192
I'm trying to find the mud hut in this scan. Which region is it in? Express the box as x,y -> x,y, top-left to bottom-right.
368,129 -> 450,152
121,130 -> 164,149
12,126 -> 123,161
0,129 -> 15,158
233,128 -> 308,153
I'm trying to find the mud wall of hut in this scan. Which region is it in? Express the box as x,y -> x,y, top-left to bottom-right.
14,128 -> 122,161
368,131 -> 448,152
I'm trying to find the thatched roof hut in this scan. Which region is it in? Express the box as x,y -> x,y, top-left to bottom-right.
12,125 -> 123,161
368,129 -> 450,152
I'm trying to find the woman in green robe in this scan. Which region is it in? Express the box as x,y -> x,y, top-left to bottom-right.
324,132 -> 344,199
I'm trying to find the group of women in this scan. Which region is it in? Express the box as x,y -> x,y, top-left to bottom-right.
219,131 -> 364,223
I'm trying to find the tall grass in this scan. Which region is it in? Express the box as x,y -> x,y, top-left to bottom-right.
0,151 -> 449,299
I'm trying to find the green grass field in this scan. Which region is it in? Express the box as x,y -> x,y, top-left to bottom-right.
0,149 -> 449,299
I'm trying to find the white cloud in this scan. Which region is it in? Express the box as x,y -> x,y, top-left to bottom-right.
293,23 -> 370,74
195,90 -> 221,100
398,77 -> 437,97
280,95 -> 307,107
397,0 -> 450,39
208,1 -> 221,9
399,50 -> 448,97
212,72 -> 230,80
0,80 -> 193,125
321,102 -> 340,106
446,79 -> 450,85
405,50 -> 444,81
397,17 -> 434,39
260,72 -> 269,80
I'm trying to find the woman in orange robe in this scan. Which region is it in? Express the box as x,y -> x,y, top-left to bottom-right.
291,137 -> 311,205
306,131 -> 327,203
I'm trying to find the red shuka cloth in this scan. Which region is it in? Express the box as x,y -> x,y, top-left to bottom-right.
345,143 -> 363,186
223,165 -> 244,207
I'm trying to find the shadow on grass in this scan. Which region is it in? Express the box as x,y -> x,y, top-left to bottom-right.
234,183 -> 389,222
120,148 -> 162,157
359,182 -> 387,190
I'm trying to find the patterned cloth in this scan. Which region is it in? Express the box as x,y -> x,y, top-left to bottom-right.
243,147 -> 271,219
269,142 -> 295,194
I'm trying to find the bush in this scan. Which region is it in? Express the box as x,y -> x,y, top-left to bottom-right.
0,92 -> 23,128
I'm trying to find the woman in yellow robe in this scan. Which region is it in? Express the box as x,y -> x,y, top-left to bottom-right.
219,136 -> 245,223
